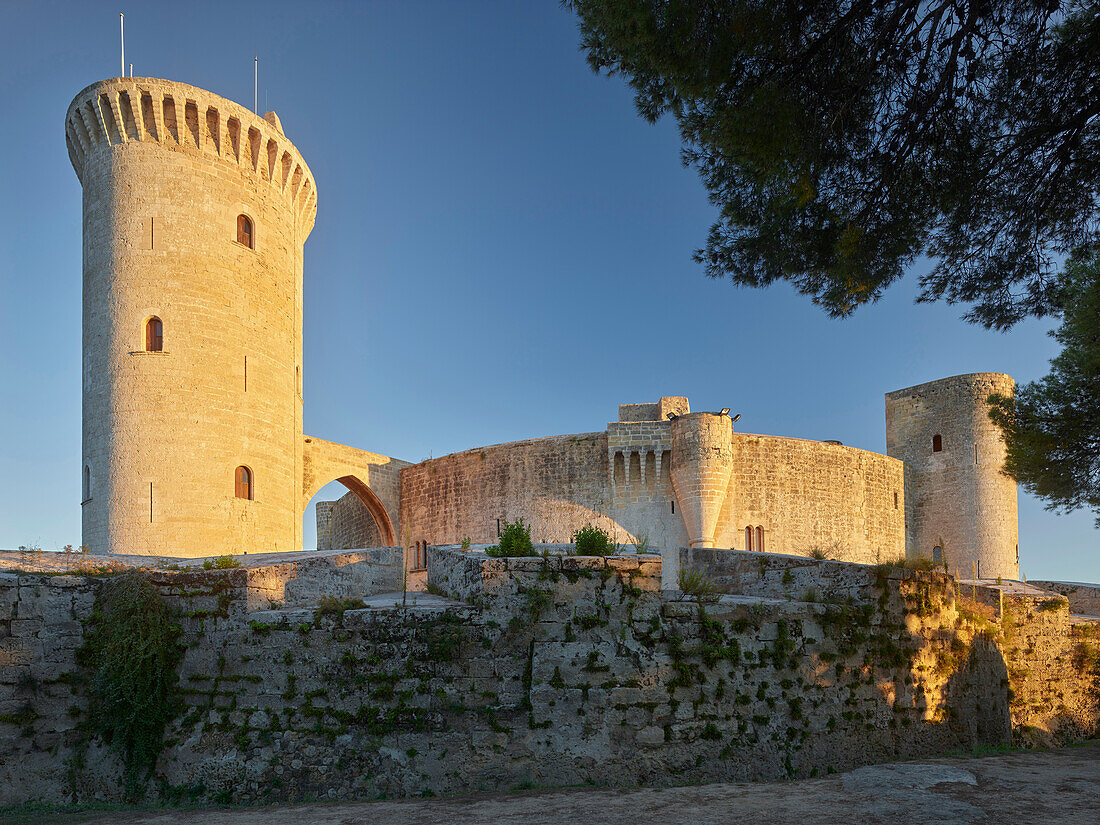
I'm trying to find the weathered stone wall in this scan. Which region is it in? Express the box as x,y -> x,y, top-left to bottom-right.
2,552 -> 1097,806
1030,582 -> 1100,618
325,491 -> 385,550
713,434 -> 906,564
397,423 -> 906,579
314,502 -> 335,552
69,77 -> 316,558
1001,593 -> 1100,744
399,433 -> 616,548
886,374 -> 1019,580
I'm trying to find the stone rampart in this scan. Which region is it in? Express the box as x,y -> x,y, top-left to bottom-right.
396,428 -> 906,573
1,552 -> 1097,806
680,547 -> 947,605
1030,581 -> 1100,617
399,433 -> 613,548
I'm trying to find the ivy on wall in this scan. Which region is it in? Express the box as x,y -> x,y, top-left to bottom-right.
75,572 -> 185,798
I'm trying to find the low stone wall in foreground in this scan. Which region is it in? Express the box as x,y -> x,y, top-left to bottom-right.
0,548 -> 1097,806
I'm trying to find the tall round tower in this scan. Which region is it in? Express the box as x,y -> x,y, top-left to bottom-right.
885,374 -> 1019,580
66,77 -> 317,556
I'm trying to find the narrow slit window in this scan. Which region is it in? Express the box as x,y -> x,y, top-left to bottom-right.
932,434 -> 943,452
236,214 -> 254,248
235,465 -> 253,500
83,465 -> 91,501
745,526 -> 754,552
145,317 -> 163,351
894,491 -> 898,509
756,525 -> 765,554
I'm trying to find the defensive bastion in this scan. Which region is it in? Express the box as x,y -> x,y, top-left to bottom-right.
0,545 -> 1097,805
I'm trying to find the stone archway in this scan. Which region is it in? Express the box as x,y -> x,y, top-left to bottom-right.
332,474 -> 397,547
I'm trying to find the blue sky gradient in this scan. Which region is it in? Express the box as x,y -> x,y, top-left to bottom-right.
0,1 -> 1095,581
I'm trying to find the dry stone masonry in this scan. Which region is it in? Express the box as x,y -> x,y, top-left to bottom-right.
0,547 -> 1096,805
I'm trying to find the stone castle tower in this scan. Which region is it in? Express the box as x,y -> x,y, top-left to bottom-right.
66,77 -> 317,556
886,373 -> 1019,580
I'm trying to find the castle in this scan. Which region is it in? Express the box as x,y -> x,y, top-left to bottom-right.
66,76 -> 1020,581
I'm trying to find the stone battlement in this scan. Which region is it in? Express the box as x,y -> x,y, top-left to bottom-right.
65,77 -> 317,238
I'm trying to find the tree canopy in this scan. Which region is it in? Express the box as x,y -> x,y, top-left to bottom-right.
990,249 -> 1100,524
569,1 -> 1100,329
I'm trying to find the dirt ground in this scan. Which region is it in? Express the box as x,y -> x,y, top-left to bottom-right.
9,742 -> 1100,825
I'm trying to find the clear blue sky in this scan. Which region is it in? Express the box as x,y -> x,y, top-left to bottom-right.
0,1 -> 1095,581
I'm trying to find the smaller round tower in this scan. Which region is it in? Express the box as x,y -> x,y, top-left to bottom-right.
669,413 -> 733,548
885,374 -> 1019,580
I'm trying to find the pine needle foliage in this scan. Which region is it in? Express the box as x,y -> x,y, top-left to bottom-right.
990,249 -> 1100,524
76,572 -> 184,798
569,1 -> 1100,330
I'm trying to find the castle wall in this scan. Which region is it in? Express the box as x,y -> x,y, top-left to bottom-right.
886,374 -> 1019,580
396,425 -> 904,578
714,434 -> 907,564
68,78 -> 317,557
1029,582 -> 1100,618
3,557 -> 1096,805
399,432 -> 617,547
326,491 -> 385,550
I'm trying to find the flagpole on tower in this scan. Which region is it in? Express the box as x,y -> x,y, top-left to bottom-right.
254,53 -> 258,113
120,13 -> 125,79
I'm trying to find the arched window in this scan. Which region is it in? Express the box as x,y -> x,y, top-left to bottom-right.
745,526 -> 754,552
234,465 -> 253,500
932,546 -> 943,565
145,316 -> 163,352
82,464 -> 91,501
756,525 -> 765,554
932,434 -> 943,452
236,214 -> 254,248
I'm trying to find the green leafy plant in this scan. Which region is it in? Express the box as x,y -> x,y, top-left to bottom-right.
678,568 -> 718,603
315,595 -> 367,622
485,518 -> 536,557
202,555 -> 240,570
460,536 -> 472,550
572,523 -> 615,557
76,572 -> 184,798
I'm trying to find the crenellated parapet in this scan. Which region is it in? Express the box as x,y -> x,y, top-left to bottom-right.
65,77 -> 317,238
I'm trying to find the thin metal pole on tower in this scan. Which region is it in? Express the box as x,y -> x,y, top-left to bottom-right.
120,13 -> 125,78
129,63 -> 133,77
254,54 -> 258,113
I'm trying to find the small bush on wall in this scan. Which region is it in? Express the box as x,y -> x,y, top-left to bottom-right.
573,524 -> 615,557
485,519 -> 535,557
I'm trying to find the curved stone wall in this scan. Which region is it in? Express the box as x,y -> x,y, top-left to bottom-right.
399,433 -> 617,548
69,77 -> 315,556
394,426 -> 905,566
713,433 -> 907,564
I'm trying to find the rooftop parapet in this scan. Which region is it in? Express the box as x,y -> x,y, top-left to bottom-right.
65,77 -> 317,239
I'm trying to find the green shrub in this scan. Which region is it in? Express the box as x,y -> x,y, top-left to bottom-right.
572,524 -> 615,557
485,519 -> 535,557
76,572 -> 184,798
678,568 -> 719,603
315,595 -> 367,622
202,555 -> 240,570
